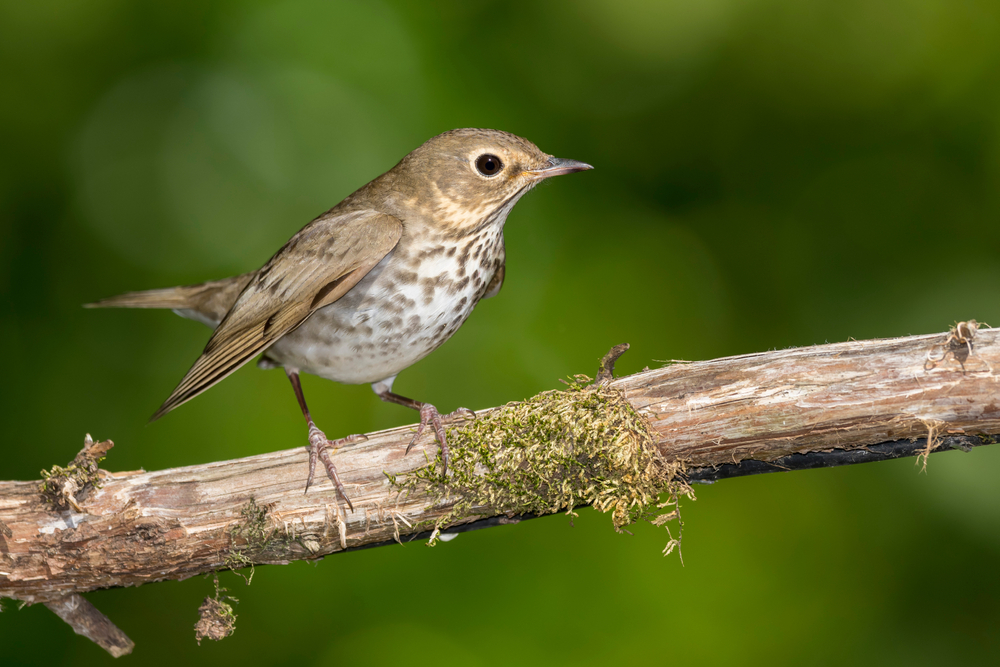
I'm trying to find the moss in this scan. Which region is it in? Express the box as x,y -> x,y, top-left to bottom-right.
224,496 -> 279,584
38,434 -> 114,512
390,375 -> 692,552
194,575 -> 238,645
228,496 -> 274,548
222,550 -> 255,581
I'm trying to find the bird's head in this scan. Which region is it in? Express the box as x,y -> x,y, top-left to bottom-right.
381,128 -> 592,236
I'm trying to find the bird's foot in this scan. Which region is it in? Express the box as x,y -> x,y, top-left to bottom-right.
304,421 -> 366,511
404,405 -> 476,474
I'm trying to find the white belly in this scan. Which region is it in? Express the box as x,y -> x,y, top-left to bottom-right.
265,233 -> 502,384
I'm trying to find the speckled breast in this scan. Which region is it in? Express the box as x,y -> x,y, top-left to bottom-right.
266,226 -> 505,385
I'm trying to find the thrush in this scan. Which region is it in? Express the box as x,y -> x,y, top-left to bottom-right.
87,128 -> 592,509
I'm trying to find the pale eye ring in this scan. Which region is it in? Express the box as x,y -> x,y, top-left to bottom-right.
475,154 -> 503,177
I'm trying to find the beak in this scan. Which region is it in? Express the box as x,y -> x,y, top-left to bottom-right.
525,157 -> 594,180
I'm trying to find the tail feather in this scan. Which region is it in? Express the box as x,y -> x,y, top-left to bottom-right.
84,287 -> 204,310
87,271 -> 260,421
85,272 -> 255,327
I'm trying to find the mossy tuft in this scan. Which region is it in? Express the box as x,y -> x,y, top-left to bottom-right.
224,496 -> 278,583
39,434 -> 114,512
390,374 -> 692,550
228,496 -> 274,547
195,575 -> 238,644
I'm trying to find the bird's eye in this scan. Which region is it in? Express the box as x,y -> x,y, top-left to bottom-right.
475,154 -> 503,177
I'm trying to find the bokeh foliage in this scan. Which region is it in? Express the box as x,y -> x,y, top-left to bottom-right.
2,0 -> 1000,664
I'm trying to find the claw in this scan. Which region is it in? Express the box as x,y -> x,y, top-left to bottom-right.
404,430 -> 423,455
303,421 -> 360,512
404,404 -> 475,475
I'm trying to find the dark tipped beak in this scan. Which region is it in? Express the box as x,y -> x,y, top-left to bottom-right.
526,157 -> 594,180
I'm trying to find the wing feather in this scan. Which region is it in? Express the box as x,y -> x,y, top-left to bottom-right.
151,210 -> 402,421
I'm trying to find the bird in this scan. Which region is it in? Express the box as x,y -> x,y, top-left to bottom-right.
87,128 -> 593,510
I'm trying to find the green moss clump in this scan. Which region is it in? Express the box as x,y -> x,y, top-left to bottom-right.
224,496 -> 278,583
228,496 -> 274,548
390,375 -> 692,549
222,549 -> 254,580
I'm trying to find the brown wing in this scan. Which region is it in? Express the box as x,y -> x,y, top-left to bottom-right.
151,209 -> 402,421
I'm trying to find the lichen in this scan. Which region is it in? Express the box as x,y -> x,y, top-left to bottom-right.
389,375 -> 693,553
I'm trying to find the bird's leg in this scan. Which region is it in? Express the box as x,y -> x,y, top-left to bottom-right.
371,384 -> 475,474
285,368 -> 363,511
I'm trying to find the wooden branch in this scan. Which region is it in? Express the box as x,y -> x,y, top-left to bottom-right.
622,322 -> 998,467
44,594 -> 134,657
2,326 -> 998,655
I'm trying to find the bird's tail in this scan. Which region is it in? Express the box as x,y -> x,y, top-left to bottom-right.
84,272 -> 255,327
85,286 -> 206,310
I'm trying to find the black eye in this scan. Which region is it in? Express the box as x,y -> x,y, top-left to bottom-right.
476,154 -> 503,176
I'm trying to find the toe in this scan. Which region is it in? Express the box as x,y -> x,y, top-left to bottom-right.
405,421 -> 426,454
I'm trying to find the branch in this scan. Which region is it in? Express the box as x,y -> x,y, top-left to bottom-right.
43,594 -> 134,658
2,325 -> 998,655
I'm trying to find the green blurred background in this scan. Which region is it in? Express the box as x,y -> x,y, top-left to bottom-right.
3,0 -> 1000,664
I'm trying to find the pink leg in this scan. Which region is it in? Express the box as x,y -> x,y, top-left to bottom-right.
372,387 -> 475,474
286,368 -> 365,511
